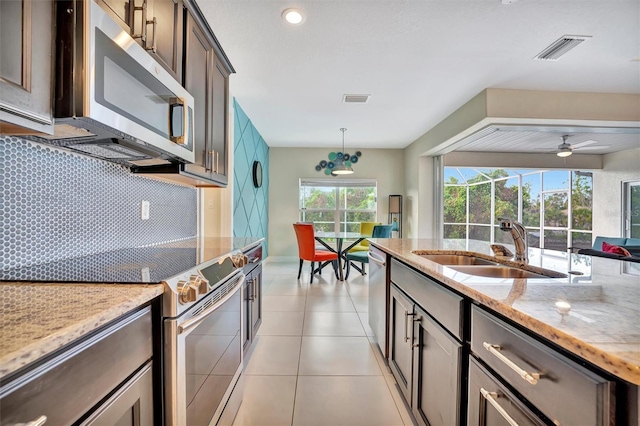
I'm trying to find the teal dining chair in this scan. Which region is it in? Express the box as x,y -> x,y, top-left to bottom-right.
344,224 -> 393,279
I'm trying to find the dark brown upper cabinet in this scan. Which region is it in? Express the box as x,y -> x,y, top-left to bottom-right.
0,0 -> 54,134
96,0 -> 183,82
130,0 -> 234,187
177,1 -> 232,187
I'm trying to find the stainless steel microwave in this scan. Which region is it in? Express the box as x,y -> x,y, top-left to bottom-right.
44,0 -> 195,166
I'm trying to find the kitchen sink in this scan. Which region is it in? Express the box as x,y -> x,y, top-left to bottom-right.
449,265 -> 559,279
415,254 -> 499,266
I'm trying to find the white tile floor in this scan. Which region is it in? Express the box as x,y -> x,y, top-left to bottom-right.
232,261 -> 414,426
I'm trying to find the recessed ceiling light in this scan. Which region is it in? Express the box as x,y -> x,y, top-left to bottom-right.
282,8 -> 304,25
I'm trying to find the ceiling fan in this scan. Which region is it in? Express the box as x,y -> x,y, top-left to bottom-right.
538,135 -> 611,157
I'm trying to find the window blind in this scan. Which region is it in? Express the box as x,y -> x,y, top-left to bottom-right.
300,178 -> 377,189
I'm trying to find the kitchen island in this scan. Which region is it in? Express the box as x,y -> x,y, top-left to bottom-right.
369,238 -> 639,426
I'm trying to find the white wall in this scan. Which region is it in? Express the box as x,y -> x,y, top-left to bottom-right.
403,91 -> 488,238
592,147 -> 640,239
268,147 -> 405,257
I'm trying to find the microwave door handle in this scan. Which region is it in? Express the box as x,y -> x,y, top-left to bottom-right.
169,97 -> 186,144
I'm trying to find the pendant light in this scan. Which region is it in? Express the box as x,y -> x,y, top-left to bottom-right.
331,128 -> 354,176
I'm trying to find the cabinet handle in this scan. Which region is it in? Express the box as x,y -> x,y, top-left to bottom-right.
18,415 -> 48,426
209,150 -> 216,172
248,278 -> 254,300
131,0 -> 147,42
145,17 -> 157,53
483,342 -> 540,385
411,315 -> 420,348
480,388 -> 519,426
253,277 -> 258,300
216,151 -> 220,174
403,311 -> 415,342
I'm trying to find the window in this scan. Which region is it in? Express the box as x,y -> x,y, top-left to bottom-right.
299,179 -> 377,232
623,181 -> 640,238
443,168 -> 593,251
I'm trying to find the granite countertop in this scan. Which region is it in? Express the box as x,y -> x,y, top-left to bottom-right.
0,283 -> 164,380
370,238 -> 640,386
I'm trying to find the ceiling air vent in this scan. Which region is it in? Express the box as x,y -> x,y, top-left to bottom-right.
343,94 -> 370,103
533,35 -> 591,61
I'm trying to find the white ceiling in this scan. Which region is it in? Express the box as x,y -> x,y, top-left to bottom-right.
198,0 -> 640,150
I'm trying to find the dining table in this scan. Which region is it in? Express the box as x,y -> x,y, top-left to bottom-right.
314,231 -> 365,281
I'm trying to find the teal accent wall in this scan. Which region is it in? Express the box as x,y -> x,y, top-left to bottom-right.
233,100 -> 269,256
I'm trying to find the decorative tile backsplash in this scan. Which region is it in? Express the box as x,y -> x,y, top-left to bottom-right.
1,136 -> 197,271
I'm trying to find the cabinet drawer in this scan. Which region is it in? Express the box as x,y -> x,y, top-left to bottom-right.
471,305 -> 614,426
0,307 -> 153,426
391,259 -> 463,340
468,357 -> 546,426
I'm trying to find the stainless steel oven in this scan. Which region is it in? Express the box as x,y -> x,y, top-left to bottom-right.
163,253 -> 246,426
0,239 -> 255,425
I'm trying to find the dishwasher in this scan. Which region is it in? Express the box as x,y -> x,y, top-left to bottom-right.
368,244 -> 390,358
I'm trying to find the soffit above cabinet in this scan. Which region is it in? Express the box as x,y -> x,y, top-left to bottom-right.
423,89 -> 640,157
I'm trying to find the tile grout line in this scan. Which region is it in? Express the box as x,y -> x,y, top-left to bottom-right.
289,270 -> 309,426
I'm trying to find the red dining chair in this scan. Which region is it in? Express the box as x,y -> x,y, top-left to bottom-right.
293,223 -> 339,283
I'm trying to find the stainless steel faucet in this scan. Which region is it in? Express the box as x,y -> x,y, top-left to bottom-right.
498,218 -> 529,263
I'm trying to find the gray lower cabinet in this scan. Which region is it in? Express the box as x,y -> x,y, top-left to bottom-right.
389,284 -> 414,401
468,357 -> 547,426
389,283 -> 462,426
0,0 -> 54,134
471,305 -> 615,426
80,362 -> 154,426
0,307 -> 154,426
383,253 -> 633,426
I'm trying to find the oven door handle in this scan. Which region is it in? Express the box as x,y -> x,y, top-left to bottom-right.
178,272 -> 245,335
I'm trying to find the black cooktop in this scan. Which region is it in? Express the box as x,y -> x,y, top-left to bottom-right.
0,237 -> 262,284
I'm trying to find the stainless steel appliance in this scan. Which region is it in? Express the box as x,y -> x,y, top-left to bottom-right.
163,250 -> 246,426
368,244 -> 389,357
43,0 -> 195,166
1,238 -> 255,426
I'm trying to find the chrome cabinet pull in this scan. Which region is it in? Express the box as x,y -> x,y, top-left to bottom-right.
411,315 -> 420,348
131,0 -> 147,42
248,278 -> 254,301
207,150 -> 214,172
145,17 -> 157,53
483,342 -> 540,385
249,278 -> 256,300
367,252 -> 386,266
253,277 -> 258,301
216,151 -> 219,174
480,388 -> 519,426
403,310 -> 415,342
